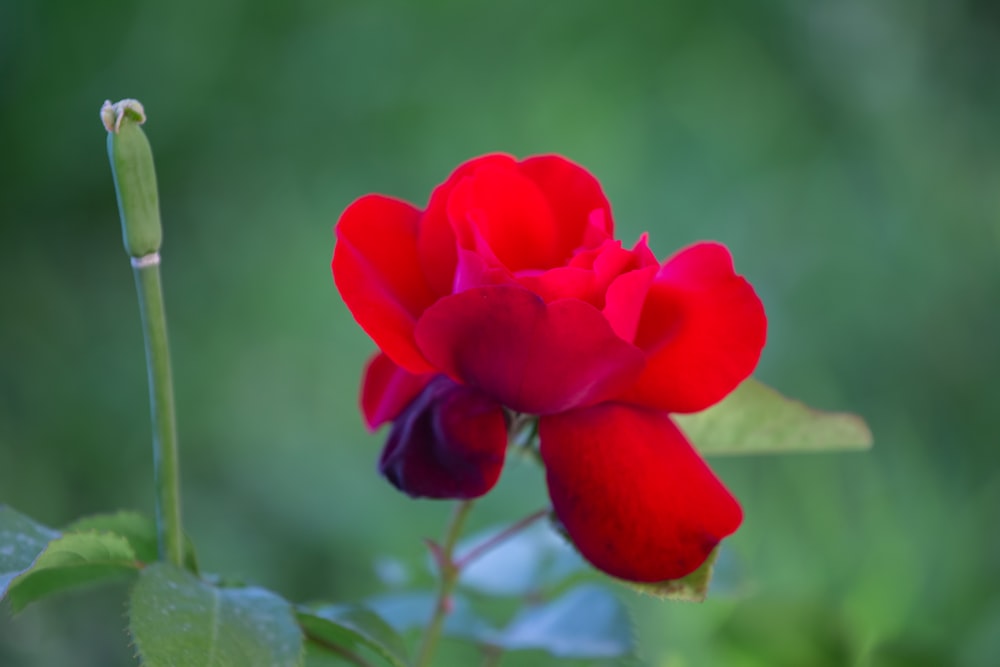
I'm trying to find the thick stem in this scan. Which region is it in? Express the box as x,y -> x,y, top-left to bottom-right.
133,256 -> 184,567
412,500 -> 475,667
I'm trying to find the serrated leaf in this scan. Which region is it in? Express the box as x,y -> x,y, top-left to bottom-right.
675,378 -> 873,455
455,520 -> 585,597
628,547 -> 718,602
365,591 -> 494,642
65,511 -> 199,571
5,531 -> 139,611
0,506 -> 60,598
297,604 -> 408,667
129,562 -> 303,667
497,584 -> 634,658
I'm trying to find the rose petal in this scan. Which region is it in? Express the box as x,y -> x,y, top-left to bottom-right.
414,286 -> 645,415
517,239 -> 647,307
333,195 -> 438,373
601,235 -> 665,342
379,377 -> 507,499
621,242 -> 767,413
361,353 -> 434,430
517,266 -> 599,305
418,154 -> 518,295
447,163 -> 561,271
519,155 -> 614,256
603,266 -> 657,343
453,247 -> 519,294
539,403 -> 742,582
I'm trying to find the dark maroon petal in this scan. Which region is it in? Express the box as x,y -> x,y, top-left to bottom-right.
620,242 -> 767,413
379,377 -> 507,499
361,353 -> 434,430
333,194 -> 437,373
414,286 -> 644,415
539,403 -> 743,582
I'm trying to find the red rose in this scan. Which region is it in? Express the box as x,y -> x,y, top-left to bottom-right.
333,154 -> 766,582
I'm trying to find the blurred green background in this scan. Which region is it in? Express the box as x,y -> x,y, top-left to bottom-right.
2,0 -> 999,665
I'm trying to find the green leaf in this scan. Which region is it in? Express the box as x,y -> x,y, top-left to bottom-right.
455,520 -> 584,597
129,562 -> 303,667
675,379 -> 873,455
65,511 -> 199,571
365,591 -> 494,642
297,604 -> 409,667
628,547 -> 718,602
5,531 -> 140,611
0,506 -> 60,598
497,584 -> 634,658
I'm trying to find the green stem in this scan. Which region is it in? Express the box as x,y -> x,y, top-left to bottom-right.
133,255 -> 184,567
412,500 -> 475,667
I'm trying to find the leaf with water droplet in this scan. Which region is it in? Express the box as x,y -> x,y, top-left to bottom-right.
129,562 -> 303,667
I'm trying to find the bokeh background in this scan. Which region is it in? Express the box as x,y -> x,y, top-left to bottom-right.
2,0 -> 999,665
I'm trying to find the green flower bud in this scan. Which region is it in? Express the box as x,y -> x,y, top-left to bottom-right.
103,99 -> 163,258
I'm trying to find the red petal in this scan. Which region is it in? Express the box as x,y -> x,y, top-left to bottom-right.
418,154 -> 517,295
539,403 -> 742,582
517,240 -> 645,307
361,353 -> 434,430
333,195 -> 438,373
414,286 -> 644,415
603,266 -> 656,342
379,377 -> 507,499
519,155 -> 614,257
621,242 -> 767,413
517,266 -> 599,305
453,247 -> 519,295
447,163 -> 560,271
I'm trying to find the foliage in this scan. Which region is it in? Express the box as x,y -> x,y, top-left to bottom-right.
129,563 -> 302,667
8,0 -> 995,662
677,379 -> 872,456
